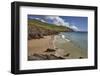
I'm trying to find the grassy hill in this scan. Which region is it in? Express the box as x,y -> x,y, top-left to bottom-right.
28,19 -> 73,32
28,19 -> 73,40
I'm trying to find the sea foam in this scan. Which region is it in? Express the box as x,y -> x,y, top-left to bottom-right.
61,34 -> 70,42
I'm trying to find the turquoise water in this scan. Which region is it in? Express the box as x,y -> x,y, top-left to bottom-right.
60,32 -> 88,51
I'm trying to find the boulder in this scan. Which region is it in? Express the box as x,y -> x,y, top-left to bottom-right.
64,53 -> 70,57
47,54 -> 65,60
45,48 -> 56,52
79,57 -> 83,59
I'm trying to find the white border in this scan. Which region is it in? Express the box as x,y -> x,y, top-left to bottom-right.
20,6 -> 95,70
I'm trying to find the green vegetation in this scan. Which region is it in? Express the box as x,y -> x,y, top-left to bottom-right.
28,19 -> 73,40
28,19 -> 73,32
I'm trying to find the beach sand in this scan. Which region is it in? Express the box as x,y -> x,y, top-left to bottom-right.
28,35 -> 55,56
28,35 -> 87,60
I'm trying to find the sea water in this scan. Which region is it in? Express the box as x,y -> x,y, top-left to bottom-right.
60,32 -> 88,51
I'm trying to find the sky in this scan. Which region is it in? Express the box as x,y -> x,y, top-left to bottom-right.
28,15 -> 88,31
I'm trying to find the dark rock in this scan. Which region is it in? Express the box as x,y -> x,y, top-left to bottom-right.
28,28 -> 44,39
64,53 -> 70,57
28,53 -> 65,60
48,54 -> 65,60
28,25 -> 60,40
57,57 -> 65,59
48,54 -> 58,59
33,54 -> 48,59
28,56 -> 44,60
38,33 -> 44,38
79,57 -> 83,59
45,48 -> 56,52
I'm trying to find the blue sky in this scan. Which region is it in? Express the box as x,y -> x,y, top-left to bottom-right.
28,15 -> 88,31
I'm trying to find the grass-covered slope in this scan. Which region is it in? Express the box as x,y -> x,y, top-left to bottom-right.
28,19 -> 73,32
28,19 -> 73,40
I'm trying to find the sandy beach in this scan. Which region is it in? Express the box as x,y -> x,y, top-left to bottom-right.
28,35 -> 87,60
28,35 -> 55,56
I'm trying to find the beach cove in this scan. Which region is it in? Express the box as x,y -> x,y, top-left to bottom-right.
28,18 -> 88,60
28,33 -> 87,60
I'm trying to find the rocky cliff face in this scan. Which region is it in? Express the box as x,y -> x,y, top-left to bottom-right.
28,25 -> 59,40
28,19 -> 73,40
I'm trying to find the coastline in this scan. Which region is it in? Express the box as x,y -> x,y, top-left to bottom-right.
28,35 -> 87,60
54,35 -> 87,59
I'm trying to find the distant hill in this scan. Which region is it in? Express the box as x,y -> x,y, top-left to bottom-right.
28,19 -> 73,40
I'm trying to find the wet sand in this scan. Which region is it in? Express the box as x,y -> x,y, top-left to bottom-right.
54,35 -> 87,59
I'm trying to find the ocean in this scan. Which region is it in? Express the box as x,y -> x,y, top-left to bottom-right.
60,32 -> 88,51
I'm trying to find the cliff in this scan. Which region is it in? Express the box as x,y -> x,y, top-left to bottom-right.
28,19 -> 73,40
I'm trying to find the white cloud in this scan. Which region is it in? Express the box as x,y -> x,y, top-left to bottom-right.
35,18 -> 46,23
70,25 -> 79,31
45,16 -> 79,31
40,19 -> 46,23
45,16 -> 65,26
35,18 -> 40,20
64,22 -> 70,27
34,16 -> 79,31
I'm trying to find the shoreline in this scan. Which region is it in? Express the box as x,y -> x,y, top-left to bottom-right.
54,35 -> 87,59
28,35 -> 87,60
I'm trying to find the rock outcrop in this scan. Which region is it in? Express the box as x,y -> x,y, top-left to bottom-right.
28,19 -> 73,40
45,48 -> 56,52
28,53 -> 65,60
28,25 -> 59,40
